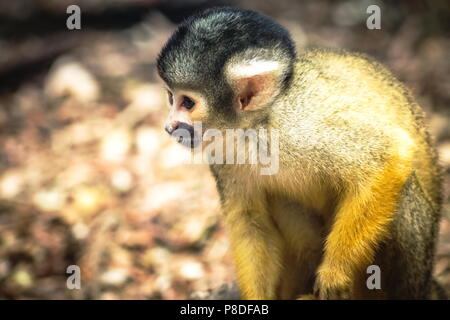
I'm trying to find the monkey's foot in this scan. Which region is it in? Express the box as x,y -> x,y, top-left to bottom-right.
296,294 -> 317,300
314,267 -> 352,300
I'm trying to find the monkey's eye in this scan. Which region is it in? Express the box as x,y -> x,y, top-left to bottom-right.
167,91 -> 174,105
181,96 -> 195,110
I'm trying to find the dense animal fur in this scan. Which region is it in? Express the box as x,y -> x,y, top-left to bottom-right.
157,7 -> 443,299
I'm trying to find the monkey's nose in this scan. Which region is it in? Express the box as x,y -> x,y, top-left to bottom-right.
165,121 -> 179,135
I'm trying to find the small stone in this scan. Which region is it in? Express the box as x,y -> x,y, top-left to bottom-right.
0,170 -> 24,199
72,222 -> 90,240
72,185 -> 106,216
136,126 -> 161,157
32,188 -> 66,212
438,141 -> 450,168
12,268 -> 33,288
176,259 -> 205,280
100,268 -> 129,286
100,129 -> 131,163
111,168 -> 133,192
45,57 -> 100,104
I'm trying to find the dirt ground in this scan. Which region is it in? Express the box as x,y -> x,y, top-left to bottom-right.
0,0 -> 449,299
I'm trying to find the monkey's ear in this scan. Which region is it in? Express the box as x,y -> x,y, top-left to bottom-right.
228,60 -> 283,111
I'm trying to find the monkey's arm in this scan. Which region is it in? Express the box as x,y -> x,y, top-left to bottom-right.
222,196 -> 285,300
315,157 -> 411,299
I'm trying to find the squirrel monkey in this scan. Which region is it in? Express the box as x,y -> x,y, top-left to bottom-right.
157,7 -> 444,299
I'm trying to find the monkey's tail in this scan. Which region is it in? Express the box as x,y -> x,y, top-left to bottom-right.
430,279 -> 448,300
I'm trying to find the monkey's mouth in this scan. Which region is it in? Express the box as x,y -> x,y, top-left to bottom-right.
171,126 -> 202,149
174,133 -> 202,148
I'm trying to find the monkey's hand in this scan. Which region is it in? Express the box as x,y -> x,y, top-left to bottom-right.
313,265 -> 352,300
315,159 -> 409,300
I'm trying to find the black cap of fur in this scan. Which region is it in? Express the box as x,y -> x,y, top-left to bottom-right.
157,7 -> 296,117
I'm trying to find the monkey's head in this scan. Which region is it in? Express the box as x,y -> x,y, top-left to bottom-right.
157,7 -> 296,148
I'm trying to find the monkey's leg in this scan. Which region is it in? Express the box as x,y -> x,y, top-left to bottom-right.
315,160 -> 410,299
224,201 -> 285,300
268,194 -> 323,299
280,247 -> 322,300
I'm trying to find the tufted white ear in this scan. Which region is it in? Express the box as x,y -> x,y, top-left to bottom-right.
227,59 -> 283,111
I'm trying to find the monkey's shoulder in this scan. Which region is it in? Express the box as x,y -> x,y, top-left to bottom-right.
295,48 -> 397,85
289,48 -> 421,121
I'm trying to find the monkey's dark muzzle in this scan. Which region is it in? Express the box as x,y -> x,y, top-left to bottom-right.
165,122 -> 201,148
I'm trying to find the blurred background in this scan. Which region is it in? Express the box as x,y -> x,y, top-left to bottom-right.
0,0 -> 449,299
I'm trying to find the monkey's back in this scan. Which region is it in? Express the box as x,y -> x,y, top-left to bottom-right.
276,49 -> 441,211
271,48 -> 443,298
